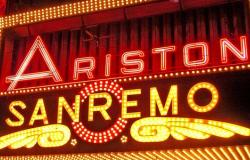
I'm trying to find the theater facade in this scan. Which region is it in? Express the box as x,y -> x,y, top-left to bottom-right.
0,0 -> 250,159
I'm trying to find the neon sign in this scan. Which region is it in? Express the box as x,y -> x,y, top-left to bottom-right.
0,35 -> 250,156
0,72 -> 250,155
3,35 -> 249,91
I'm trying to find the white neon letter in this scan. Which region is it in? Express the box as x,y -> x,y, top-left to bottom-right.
183,42 -> 209,67
221,36 -> 248,63
105,54 -> 111,77
73,57 -> 95,80
6,36 -> 62,91
152,46 -> 176,70
121,50 -> 144,75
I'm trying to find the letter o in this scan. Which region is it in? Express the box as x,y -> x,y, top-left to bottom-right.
187,82 -> 219,112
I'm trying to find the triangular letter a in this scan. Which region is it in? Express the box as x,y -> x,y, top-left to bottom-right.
6,36 -> 62,91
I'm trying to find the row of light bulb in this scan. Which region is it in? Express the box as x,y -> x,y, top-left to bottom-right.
0,0 -> 150,29
1,145 -> 250,160
0,64 -> 249,97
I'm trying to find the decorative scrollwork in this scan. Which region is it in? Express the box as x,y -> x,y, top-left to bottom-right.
0,124 -> 71,149
130,117 -> 250,142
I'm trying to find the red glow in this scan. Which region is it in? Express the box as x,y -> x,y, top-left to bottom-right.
72,118 -> 127,144
79,80 -> 123,103
221,36 -> 248,64
183,42 -> 209,67
73,57 -> 96,80
152,46 -> 176,70
105,54 -> 111,77
5,36 -> 62,91
0,0 -> 6,16
72,80 -> 127,143
121,50 -> 145,75
4,35 -> 250,91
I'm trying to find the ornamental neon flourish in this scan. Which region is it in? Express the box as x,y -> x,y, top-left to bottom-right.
0,124 -> 71,149
130,117 -> 250,142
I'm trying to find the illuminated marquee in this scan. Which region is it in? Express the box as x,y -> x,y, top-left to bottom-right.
1,71 -> 250,155
0,35 -> 250,157
3,35 -> 249,91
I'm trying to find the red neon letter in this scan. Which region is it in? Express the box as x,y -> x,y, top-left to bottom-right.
73,57 -> 95,80
220,36 -> 248,63
121,50 -> 144,75
152,46 -> 176,70
105,54 -> 111,77
183,42 -> 209,67
6,36 -> 62,91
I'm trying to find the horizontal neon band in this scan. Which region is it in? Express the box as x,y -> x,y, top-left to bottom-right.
0,63 -> 249,97
0,0 -> 155,30
0,145 -> 249,160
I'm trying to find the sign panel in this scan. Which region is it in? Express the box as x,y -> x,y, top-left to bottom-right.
1,35 -> 249,92
0,68 -> 250,156
0,1 -> 249,158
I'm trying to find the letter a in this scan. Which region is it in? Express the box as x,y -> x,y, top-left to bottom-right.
6,36 -> 62,91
